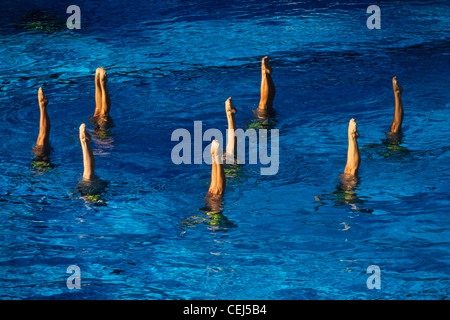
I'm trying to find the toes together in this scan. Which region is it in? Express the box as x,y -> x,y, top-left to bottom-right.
38,87 -> 48,107
392,76 -> 403,95
348,118 -> 359,138
262,56 -> 273,74
225,97 -> 237,115
79,123 -> 90,143
96,67 -> 107,83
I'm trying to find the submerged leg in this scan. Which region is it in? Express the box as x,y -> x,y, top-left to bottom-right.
35,87 -> 50,151
79,123 -> 95,181
344,118 -> 361,176
258,56 -> 275,112
225,97 -> 238,162
390,76 -> 404,134
208,140 -> 225,196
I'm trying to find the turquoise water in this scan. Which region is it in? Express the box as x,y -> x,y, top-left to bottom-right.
0,0 -> 449,299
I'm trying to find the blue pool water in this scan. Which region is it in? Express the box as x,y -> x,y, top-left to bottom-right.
0,0 -> 449,299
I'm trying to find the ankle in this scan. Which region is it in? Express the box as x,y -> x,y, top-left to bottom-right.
348,133 -> 358,140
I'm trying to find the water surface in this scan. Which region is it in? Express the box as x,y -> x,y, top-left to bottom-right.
0,0 -> 449,299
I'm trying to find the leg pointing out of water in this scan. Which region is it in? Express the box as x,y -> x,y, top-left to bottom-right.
208,140 -> 225,197
79,123 -> 95,181
344,118 -> 360,176
32,87 -> 52,166
389,76 -> 404,134
92,67 -> 112,124
225,97 -> 237,163
255,56 -> 275,118
258,56 -> 275,111
93,68 -> 102,118
35,87 -> 50,152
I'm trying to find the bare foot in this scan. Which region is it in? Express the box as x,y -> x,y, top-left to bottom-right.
348,118 -> 359,139
225,97 -> 237,115
98,67 -> 107,84
79,123 -> 91,144
38,87 -> 48,108
262,56 -> 273,75
392,76 -> 403,96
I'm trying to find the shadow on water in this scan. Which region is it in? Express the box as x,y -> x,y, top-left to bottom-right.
247,108 -> 278,130
90,116 -> 115,138
90,115 -> 115,131
72,178 -> 108,207
18,9 -> 66,33
362,132 -> 409,160
31,146 -> 56,173
179,195 -> 237,235
223,162 -> 249,183
90,117 -> 116,155
315,174 -> 373,213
